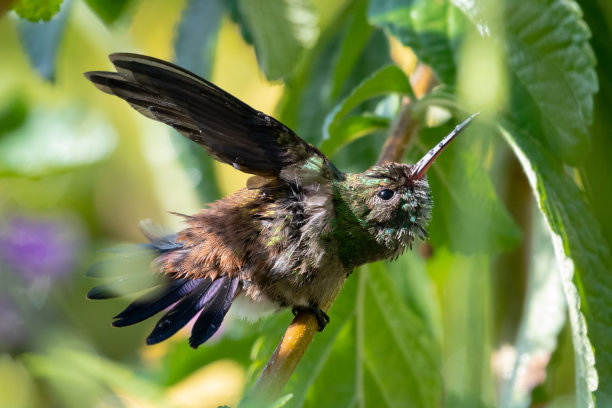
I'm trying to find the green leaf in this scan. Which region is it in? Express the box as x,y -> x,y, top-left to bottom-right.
500,121 -> 610,407
362,264 -> 442,407
277,2 -> 392,149
322,65 -> 413,147
368,0 -> 458,85
0,95 -> 29,137
237,0 -> 319,80
459,0 -> 601,403
174,0 -> 225,79
329,0 -> 373,100
83,0 -> 132,25
372,0 -> 603,403
16,0 -> 71,81
375,0 -> 596,163
320,114 -> 390,157
225,0 -> 255,46
12,0 -> 63,21
424,123 -> 522,254
452,0 -> 596,163
385,243 -> 440,339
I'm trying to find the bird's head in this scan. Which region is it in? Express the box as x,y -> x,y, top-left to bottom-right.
334,114 -> 478,266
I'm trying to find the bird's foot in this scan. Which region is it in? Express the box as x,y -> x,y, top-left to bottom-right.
292,305 -> 330,331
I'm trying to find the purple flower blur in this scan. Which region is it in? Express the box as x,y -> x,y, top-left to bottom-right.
0,216 -> 85,282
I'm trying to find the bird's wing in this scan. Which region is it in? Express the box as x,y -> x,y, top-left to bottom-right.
85,53 -> 338,180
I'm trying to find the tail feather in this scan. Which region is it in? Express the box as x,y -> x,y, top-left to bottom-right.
85,248 -> 157,278
189,277 -> 240,348
145,279 -> 214,345
86,273 -> 160,299
88,223 -> 240,347
138,219 -> 182,252
86,244 -> 162,298
112,279 -> 200,327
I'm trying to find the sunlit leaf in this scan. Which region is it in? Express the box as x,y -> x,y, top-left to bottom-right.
500,122 -> 608,407
271,394 -> 294,408
452,0 -> 596,163
361,264 -> 442,407
323,65 -> 413,146
278,7 -> 391,148
320,114 -> 390,156
12,0 -> 63,21
329,0 -> 373,100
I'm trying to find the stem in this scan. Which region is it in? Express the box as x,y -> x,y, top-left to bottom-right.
245,65 -> 436,405
379,64 -> 436,164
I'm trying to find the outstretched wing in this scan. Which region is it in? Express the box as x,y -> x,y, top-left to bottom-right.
85,53 -> 333,178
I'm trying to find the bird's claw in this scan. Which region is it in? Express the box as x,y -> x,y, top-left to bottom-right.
292,305 -> 330,331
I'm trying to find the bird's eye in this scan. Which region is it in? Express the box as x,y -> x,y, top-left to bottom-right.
378,189 -> 395,200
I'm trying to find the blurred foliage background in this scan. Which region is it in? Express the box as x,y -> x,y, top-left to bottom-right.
1,0 -> 611,407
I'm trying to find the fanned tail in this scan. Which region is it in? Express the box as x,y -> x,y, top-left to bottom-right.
87,227 -> 240,348
143,275 -> 239,348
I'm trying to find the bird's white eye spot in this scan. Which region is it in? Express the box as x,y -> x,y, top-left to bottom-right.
378,189 -> 395,200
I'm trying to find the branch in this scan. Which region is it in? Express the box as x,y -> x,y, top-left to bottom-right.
245,65 -> 436,405
378,64 -> 435,164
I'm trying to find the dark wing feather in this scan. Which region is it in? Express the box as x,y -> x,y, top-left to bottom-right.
84,53 -> 328,177
189,277 -> 239,348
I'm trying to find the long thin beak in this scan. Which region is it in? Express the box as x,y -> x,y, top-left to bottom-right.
409,112 -> 479,181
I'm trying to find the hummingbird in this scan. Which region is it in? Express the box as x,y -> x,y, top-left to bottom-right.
85,54 -> 476,349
